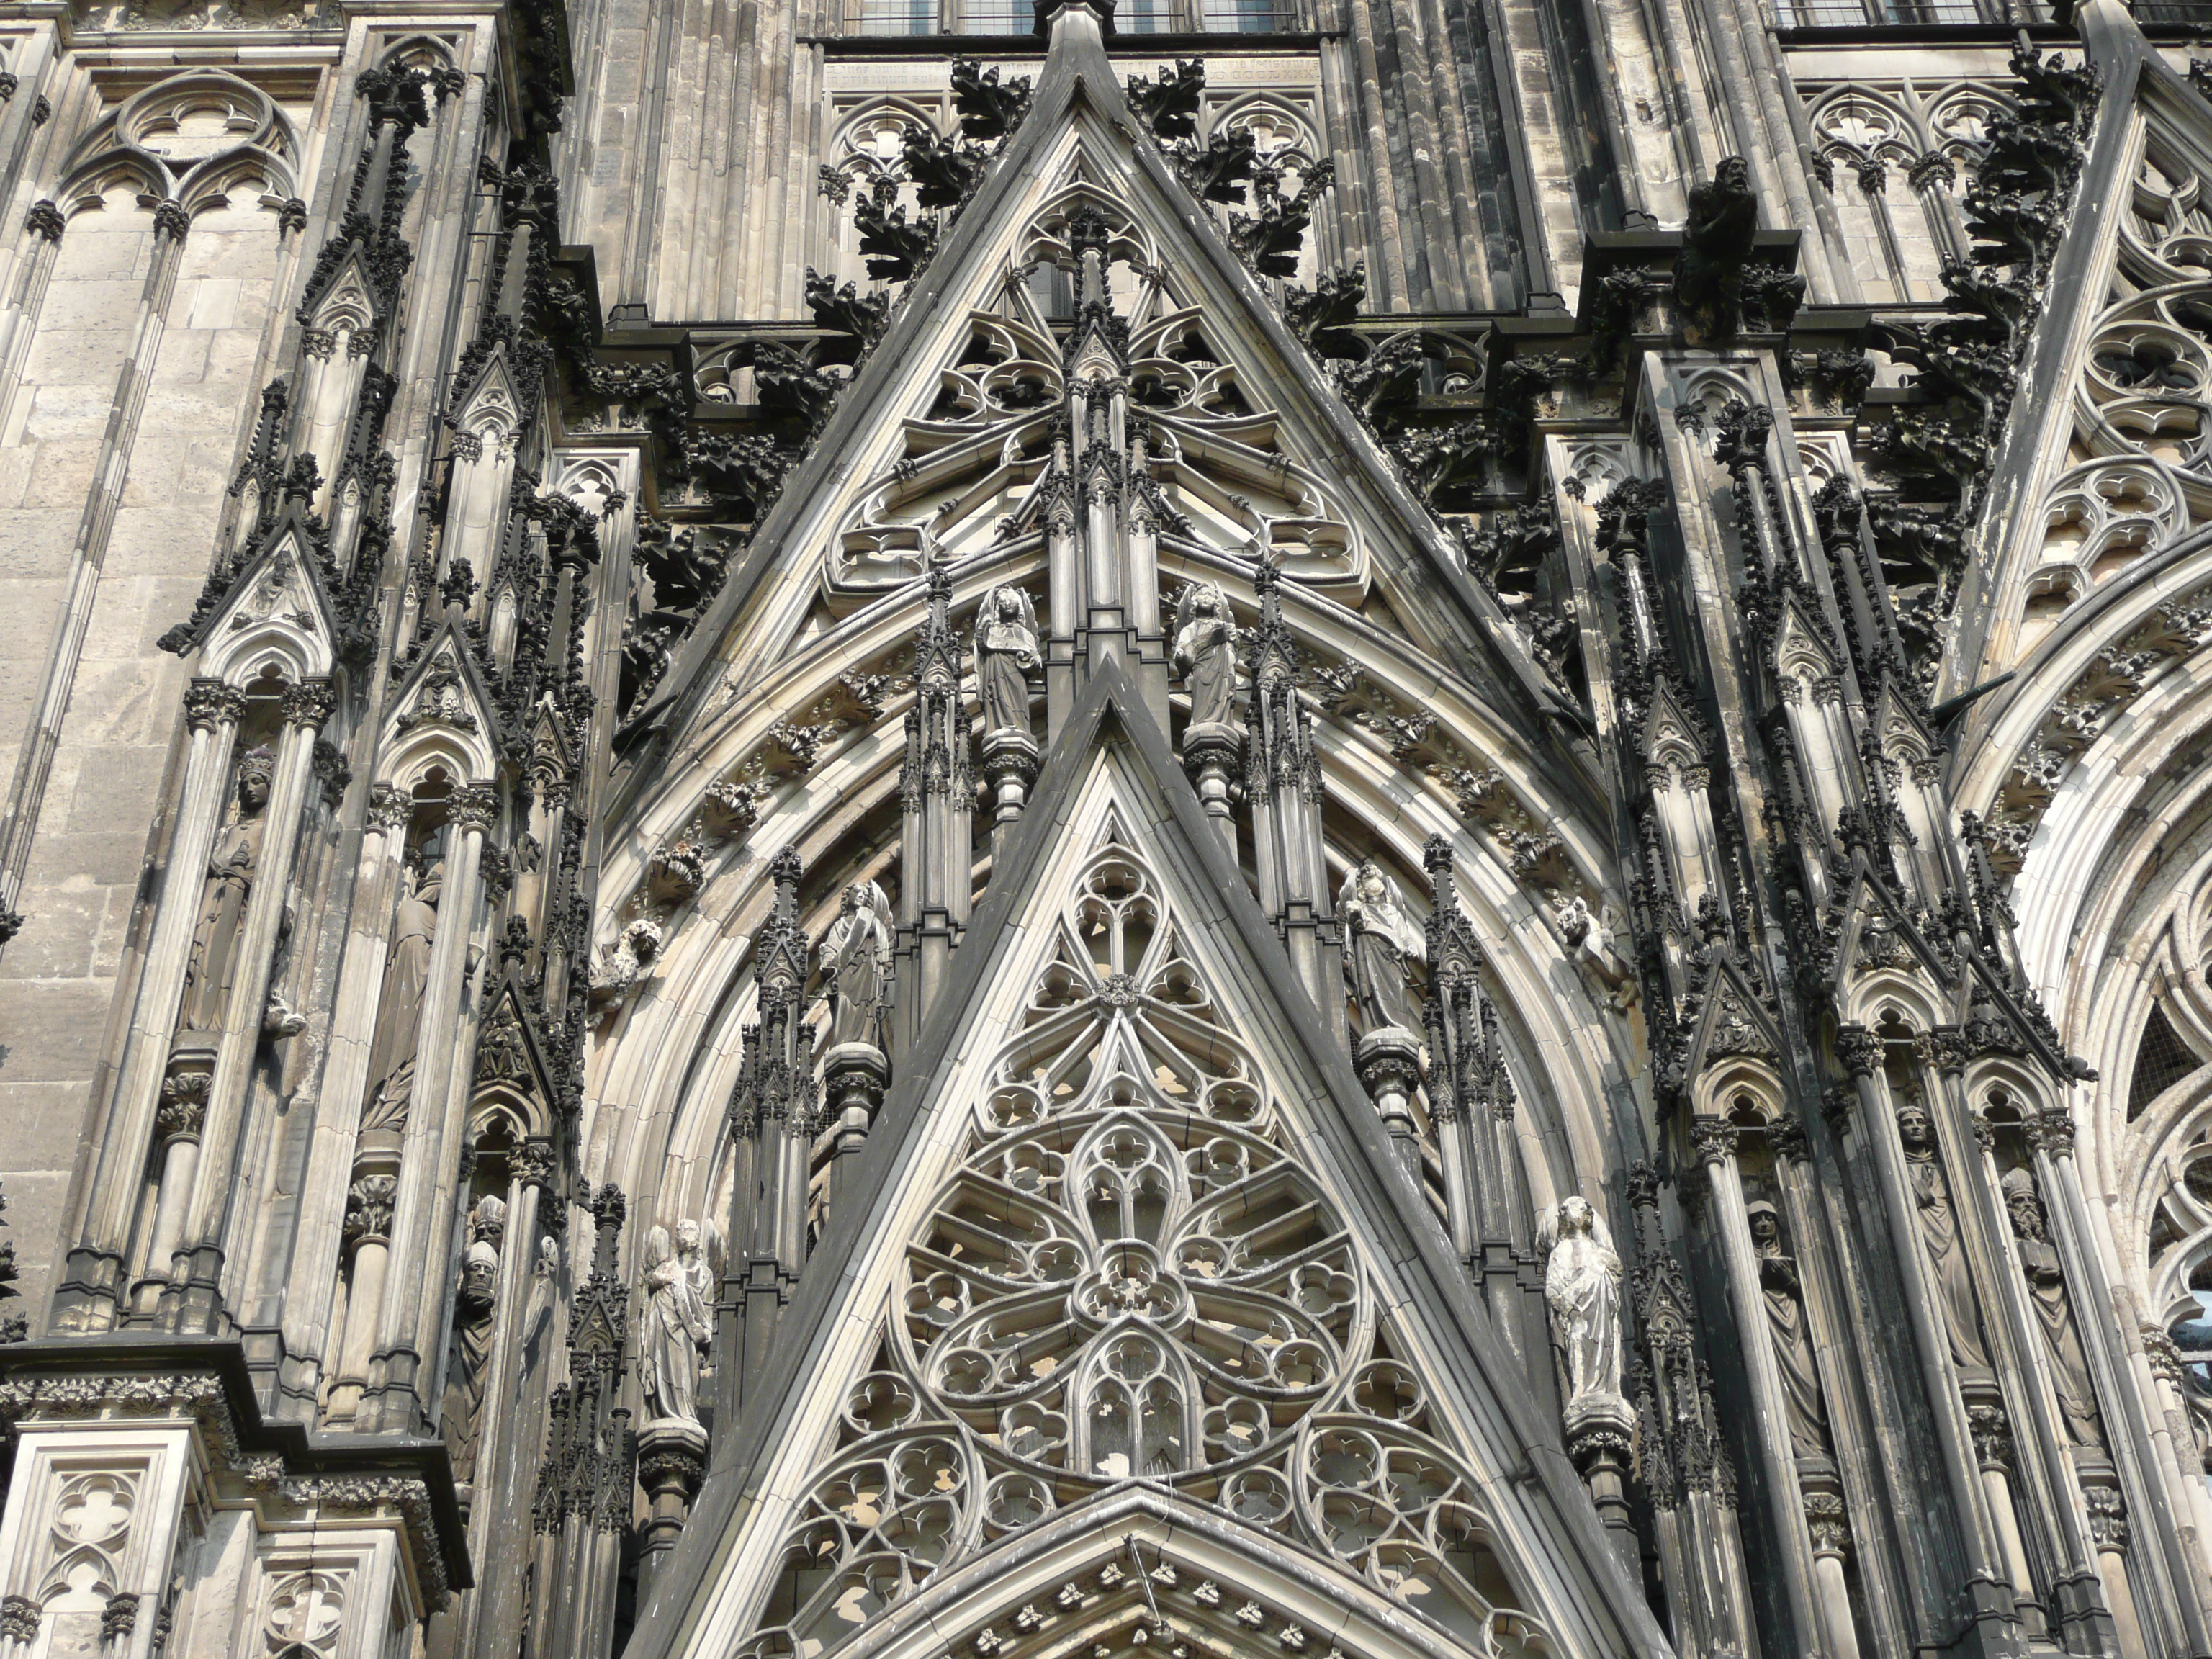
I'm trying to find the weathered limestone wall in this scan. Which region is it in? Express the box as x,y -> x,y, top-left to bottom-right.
0,72 -> 315,1328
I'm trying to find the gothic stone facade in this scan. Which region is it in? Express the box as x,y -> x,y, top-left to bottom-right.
2,0 -> 2212,1654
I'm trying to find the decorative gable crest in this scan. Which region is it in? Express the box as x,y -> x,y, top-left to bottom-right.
157,503 -> 341,681
447,343 -> 524,448
383,620 -> 504,773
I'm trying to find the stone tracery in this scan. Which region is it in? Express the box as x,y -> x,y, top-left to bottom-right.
739,828 -> 1545,1659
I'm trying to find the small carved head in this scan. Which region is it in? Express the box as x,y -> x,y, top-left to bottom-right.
238,747 -> 276,810
1895,1102 -> 1934,1153
1717,155 -> 1752,196
2000,1166 -> 2046,1238
1557,1195 -> 1594,1236
1745,1200 -> 1781,1246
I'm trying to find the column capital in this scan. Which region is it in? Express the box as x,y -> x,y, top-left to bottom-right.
368,783 -> 414,830
449,783 -> 500,835
282,677 -> 338,731
1689,1118 -> 1739,1167
1834,1024 -> 1883,1078
184,679 -> 246,733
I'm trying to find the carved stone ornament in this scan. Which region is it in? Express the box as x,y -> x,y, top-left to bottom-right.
739,828 -> 1554,1657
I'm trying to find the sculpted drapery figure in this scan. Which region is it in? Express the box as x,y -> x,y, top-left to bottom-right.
821,881 -> 894,1049
442,1195 -> 505,1483
1541,1196 -> 1624,1407
976,585 -> 1040,735
1171,581 -> 1237,728
642,1219 -> 715,1426
179,747 -> 276,1033
1897,1101 -> 1990,1369
361,853 -> 443,1132
1747,1200 -> 1830,1457
2002,1167 -> 2103,1445
1339,860 -> 1424,1033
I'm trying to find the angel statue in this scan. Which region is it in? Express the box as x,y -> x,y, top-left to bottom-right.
640,1219 -> 717,1426
1540,1195 -> 1624,1408
1339,859 -> 1424,1032
976,584 -> 1040,735
821,880 -> 894,1049
1172,581 -> 1238,729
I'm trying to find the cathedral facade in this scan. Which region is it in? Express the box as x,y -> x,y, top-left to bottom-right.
0,0 -> 2209,1652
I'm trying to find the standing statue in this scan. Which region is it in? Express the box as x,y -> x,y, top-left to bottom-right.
180,747 -> 276,1032
1172,582 -> 1238,728
1897,1102 -> 1990,1369
442,1195 -> 505,1483
1338,860 -> 1424,1032
1541,1196 -> 1624,1407
1673,156 -> 1759,343
1747,1200 -> 1830,1458
976,585 -> 1040,734
2002,1167 -> 2103,1445
820,881 -> 894,1049
362,853 -> 443,1133
641,1220 -> 714,1426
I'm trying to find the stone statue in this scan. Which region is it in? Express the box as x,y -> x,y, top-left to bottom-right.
820,881 -> 894,1049
1541,1195 -> 1624,1407
2002,1166 -> 2103,1445
1897,1101 -> 1989,1370
975,585 -> 1040,734
1338,859 -> 1424,1032
641,1219 -> 714,1426
1673,156 -> 1759,343
442,1195 -> 504,1483
1172,582 -> 1237,728
1549,891 -> 1637,1012
361,853 -> 442,1132
1747,1200 -> 1830,1458
180,747 -> 275,1032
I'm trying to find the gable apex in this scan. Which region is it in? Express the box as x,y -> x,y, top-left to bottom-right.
611,6 -> 1565,797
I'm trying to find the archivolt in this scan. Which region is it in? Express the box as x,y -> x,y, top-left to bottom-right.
583,716 -> 1637,1282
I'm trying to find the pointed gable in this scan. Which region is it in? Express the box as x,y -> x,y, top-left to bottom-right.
382,619 -> 505,779
158,502 -> 342,681
628,662 -> 1667,1659
619,4 -> 1561,783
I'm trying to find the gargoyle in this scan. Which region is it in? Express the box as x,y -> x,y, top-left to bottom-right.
1673,156 -> 1760,344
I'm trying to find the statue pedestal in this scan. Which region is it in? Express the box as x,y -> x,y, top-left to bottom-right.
1563,1393 -> 1637,1575
822,1040 -> 890,1161
1353,1025 -> 1424,1177
1179,721 -> 1243,827
980,731 -> 1040,835
637,1415 -> 711,1586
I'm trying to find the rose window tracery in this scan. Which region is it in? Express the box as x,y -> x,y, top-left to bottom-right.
741,832 -> 1548,1659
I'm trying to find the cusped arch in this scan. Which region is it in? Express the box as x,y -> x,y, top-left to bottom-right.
1842,974 -> 1944,1034
1691,1055 -> 1790,1123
